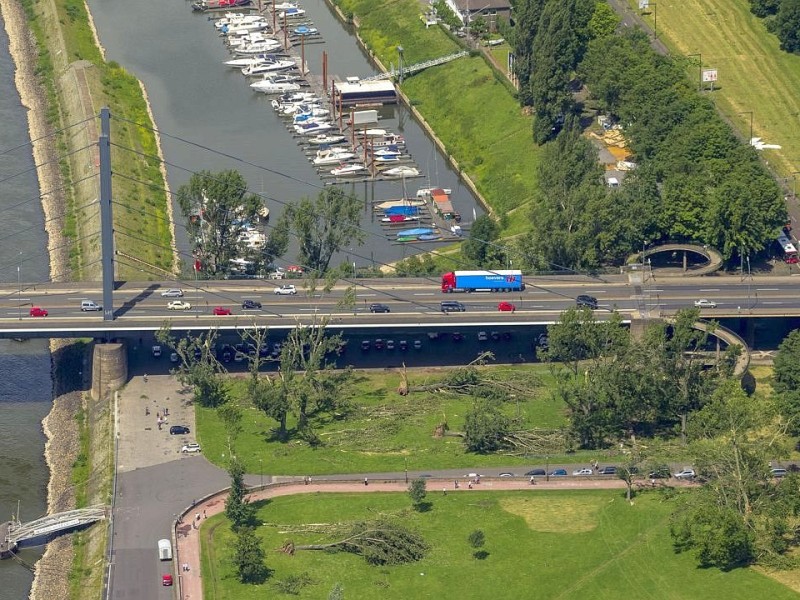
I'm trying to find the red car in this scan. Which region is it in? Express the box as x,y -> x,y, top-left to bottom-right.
162,574 -> 173,586
212,306 -> 232,316
497,301 -> 516,312
286,265 -> 304,274
785,256 -> 799,265
29,306 -> 48,317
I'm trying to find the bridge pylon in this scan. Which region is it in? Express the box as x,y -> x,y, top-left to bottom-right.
99,107 -> 115,321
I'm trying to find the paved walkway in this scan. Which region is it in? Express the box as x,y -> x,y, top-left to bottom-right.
174,477 -> 688,600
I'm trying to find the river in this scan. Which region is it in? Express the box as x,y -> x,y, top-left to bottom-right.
85,0 -> 484,268
0,10 -> 53,599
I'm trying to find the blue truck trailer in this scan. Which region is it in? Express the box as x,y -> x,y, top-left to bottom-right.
441,270 -> 525,293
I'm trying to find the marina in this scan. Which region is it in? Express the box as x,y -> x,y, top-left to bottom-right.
196,0 -> 467,245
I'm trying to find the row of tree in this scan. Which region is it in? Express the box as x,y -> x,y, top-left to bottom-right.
749,0 -> 800,54
176,170 -> 364,279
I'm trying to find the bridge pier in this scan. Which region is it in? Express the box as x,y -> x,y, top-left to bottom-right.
91,341 -> 128,400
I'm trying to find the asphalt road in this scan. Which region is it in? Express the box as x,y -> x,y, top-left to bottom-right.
1,273 -> 799,331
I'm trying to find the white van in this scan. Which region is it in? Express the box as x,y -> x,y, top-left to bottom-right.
81,300 -> 102,311
158,538 -> 172,561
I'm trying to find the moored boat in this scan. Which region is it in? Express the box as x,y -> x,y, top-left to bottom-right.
241,59 -> 296,76
313,148 -> 356,165
330,163 -> 366,176
294,121 -> 334,135
383,166 -> 420,177
250,80 -> 302,94
307,133 -> 347,146
396,227 -> 434,238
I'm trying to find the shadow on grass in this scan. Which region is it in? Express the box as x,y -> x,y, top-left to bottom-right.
413,501 -> 433,513
473,550 -> 490,560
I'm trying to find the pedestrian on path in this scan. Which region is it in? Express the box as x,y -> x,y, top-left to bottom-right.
203,509 -> 206,519
143,373 -> 148,383
195,513 -> 200,522
364,477 -> 368,486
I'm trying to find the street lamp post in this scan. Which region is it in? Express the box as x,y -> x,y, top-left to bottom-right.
545,456 -> 550,482
17,263 -> 21,321
792,171 -> 800,200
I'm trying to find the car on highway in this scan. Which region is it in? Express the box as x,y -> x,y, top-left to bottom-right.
167,300 -> 192,310
212,306 -> 232,316
674,468 -> 696,480
274,284 -> 297,295
525,469 -> 546,477
181,443 -> 201,453
550,469 -> 568,476
369,303 -> 390,313
694,299 -> 717,308
576,294 -> 598,309
498,301 -> 516,312
169,425 -> 190,435
80,300 -> 102,311
440,300 -> 466,313
29,306 -> 48,317
573,468 -> 593,476
597,466 -> 618,475
161,288 -> 184,297
242,299 -> 262,310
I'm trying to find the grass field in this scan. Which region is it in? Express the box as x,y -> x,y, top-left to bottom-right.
631,0 -> 800,178
195,366 -> 583,476
201,489 -> 800,599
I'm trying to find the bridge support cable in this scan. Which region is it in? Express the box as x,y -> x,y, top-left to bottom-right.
99,108 -> 115,321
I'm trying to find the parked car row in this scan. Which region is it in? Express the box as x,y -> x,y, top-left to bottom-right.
361,339 -> 423,351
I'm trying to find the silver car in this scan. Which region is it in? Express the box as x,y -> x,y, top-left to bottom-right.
161,288 -> 184,298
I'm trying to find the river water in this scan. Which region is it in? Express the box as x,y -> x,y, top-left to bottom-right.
0,10 -> 52,599
86,0 -> 484,268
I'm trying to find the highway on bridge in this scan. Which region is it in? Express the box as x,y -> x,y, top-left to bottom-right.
0,274 -> 796,334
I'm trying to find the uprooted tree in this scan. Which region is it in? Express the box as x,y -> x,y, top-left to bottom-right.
280,519 -> 428,566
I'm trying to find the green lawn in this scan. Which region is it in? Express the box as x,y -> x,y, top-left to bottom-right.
201,489 -> 800,599
195,366 -> 578,476
630,0 -> 800,177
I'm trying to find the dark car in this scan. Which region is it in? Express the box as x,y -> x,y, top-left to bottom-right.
525,469 -> 546,477
597,466 -> 617,475
169,425 -> 190,435
242,299 -> 262,310
440,300 -> 466,313
550,469 -> 568,476
369,303 -> 391,313
648,465 -> 671,479
361,340 -> 371,351
374,339 -> 385,350
537,333 -> 549,349
451,332 -> 464,342
576,294 -> 598,309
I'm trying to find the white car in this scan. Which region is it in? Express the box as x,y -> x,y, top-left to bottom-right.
268,270 -> 286,280
674,468 -> 696,480
181,443 -> 201,454
694,299 -> 717,308
167,300 -> 192,310
572,468 -> 593,476
274,284 -> 297,295
161,288 -> 184,297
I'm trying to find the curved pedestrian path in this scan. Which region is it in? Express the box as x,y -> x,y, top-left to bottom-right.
627,243 -> 724,276
173,476 -> 693,600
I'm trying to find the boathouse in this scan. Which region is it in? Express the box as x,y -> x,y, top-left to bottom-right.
334,78 -> 397,106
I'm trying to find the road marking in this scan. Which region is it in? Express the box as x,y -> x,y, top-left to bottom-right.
756,288 -> 780,291
762,301 -> 783,305
584,291 -> 607,294
356,294 -> 376,297
413,293 -> 435,296
649,289 -> 664,292
699,289 -> 720,292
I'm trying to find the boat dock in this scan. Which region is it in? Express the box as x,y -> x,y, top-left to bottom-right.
1,505 -> 108,559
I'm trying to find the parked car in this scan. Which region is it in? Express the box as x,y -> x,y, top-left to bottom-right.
478,331 -> 488,342
167,300 -> 191,310
451,332 -> 464,342
597,466 -> 617,475
169,425 -> 190,435
286,265 -> 304,274
268,270 -> 286,280
361,340 -> 371,351
161,288 -> 184,297
648,466 -> 671,479
181,443 -> 201,453
374,339 -> 385,350
242,299 -> 262,309
413,340 -> 423,350
497,301 -> 516,312
399,340 -> 408,351
29,306 -> 48,317
152,345 -> 162,358
572,468 -> 593,476
386,340 -> 395,350
162,574 -> 173,587
550,469 -> 568,476
771,467 -> 788,478
274,284 -> 297,295
170,352 -> 179,363
674,468 -> 696,480
369,303 -> 391,313
525,469 -> 547,477
694,298 -> 717,308
576,294 -> 598,309
537,333 -> 549,350
490,331 -> 501,341
212,306 -> 232,316
499,472 -> 515,477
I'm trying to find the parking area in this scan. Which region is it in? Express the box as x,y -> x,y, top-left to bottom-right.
117,374 -> 200,473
